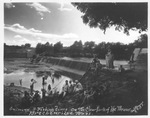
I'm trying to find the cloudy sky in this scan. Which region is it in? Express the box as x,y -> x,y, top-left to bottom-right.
4,2 -> 146,47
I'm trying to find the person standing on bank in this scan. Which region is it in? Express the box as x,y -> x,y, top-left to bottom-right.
62,80 -> 69,97
74,80 -> 83,92
68,80 -> 74,95
105,49 -> 114,69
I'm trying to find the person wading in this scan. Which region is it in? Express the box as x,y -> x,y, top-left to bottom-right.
19,79 -> 22,86
42,75 -> 48,99
30,79 -> 37,95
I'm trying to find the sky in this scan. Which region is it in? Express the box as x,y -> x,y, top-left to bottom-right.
4,2 -> 147,47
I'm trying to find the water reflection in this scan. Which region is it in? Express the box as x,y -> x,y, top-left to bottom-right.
4,70 -> 71,94
35,71 -> 52,78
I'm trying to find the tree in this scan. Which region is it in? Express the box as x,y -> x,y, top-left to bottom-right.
83,41 -> 95,54
35,42 -> 54,55
21,43 -> 31,48
54,41 -> 63,53
35,43 -> 43,54
111,42 -> 128,60
69,40 -> 83,57
94,42 -> 108,59
24,43 -> 31,48
44,42 -> 54,56
72,3 -> 147,34
133,34 -> 148,48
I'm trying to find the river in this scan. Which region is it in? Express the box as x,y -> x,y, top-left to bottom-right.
4,69 -> 71,94
4,57 -> 128,94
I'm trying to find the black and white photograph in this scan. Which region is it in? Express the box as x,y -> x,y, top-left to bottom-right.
3,1 -> 148,116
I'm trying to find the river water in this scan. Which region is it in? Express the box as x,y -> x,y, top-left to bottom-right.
4,69 -> 71,94
4,58 -> 128,94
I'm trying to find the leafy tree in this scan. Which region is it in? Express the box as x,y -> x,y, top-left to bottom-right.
69,40 -> 83,57
44,42 -> 54,56
133,34 -> 148,48
94,42 -> 107,58
45,42 -> 50,46
21,43 -> 31,48
24,43 -> 31,48
72,3 -> 147,34
111,42 -> 127,60
83,41 -> 95,54
35,43 -> 43,54
54,41 -> 63,53
35,42 -> 54,55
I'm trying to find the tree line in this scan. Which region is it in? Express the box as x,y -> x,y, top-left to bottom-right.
34,34 -> 147,60
4,34 -> 147,60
